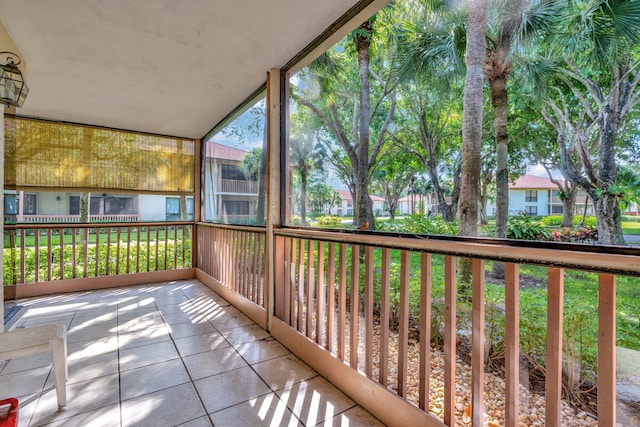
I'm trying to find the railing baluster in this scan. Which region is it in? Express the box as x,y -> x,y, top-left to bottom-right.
505,262 -> 520,427
106,227 -> 111,275
598,273 -> 616,427
326,242 -> 336,353
419,252 -> 432,410
252,232 -> 260,304
244,230 -> 251,297
472,259 -> 485,426
173,224 -> 178,269
379,248 -> 390,386
443,255 -> 456,426
546,267 -> 564,427
47,228 -> 53,282
289,238 -> 298,326
284,237 -> 291,321
59,227 -> 64,280
145,226 -> 151,272
316,241 -> 326,347
239,230 -> 246,295
364,246 -> 374,378
338,243 -> 347,361
95,227 -> 100,277
181,225 -> 186,268
126,226 -> 131,274
297,239 -> 306,333
154,225 -> 160,271
350,244 -> 360,370
71,227 -> 77,279
116,226 -> 121,275
34,230 -> 40,282
398,250 -> 410,397
306,239 -> 314,339
83,228 -> 88,278
162,225 -> 168,271
20,228 -> 25,284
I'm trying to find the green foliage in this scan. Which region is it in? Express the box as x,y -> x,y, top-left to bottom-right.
379,213 -> 458,235
4,240 -> 191,285
622,215 -> 640,223
540,215 -> 598,228
506,214 -> 550,240
549,227 -> 598,243
289,215 -> 301,226
540,215 -> 564,226
314,215 -> 343,227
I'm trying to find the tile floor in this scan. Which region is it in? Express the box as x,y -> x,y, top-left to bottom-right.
0,280 -> 384,427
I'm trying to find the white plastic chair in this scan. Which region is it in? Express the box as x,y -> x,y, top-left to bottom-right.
0,324 -> 68,410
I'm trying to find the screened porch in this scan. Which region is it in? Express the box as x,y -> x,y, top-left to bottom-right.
2,1 -> 639,427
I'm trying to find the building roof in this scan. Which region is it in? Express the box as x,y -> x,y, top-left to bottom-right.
206,142 -> 248,162
337,189 -> 384,202
398,194 -> 429,203
510,175 -> 562,190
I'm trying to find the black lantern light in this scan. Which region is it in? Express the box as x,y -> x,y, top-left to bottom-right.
0,51 -> 29,108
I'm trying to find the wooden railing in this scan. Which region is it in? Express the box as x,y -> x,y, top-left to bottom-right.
4,214 -> 140,224
271,228 -> 640,427
219,179 -> 258,194
3,221 -> 192,285
196,223 -> 265,308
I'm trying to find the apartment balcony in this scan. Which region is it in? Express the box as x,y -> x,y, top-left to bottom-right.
3,221 -> 639,426
219,179 -> 259,195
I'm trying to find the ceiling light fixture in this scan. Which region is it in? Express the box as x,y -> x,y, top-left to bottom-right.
0,51 -> 29,108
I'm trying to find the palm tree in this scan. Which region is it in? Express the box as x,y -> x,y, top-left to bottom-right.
541,0 -> 640,244
396,0 -> 558,276
459,0 -> 487,244
290,135 -> 324,225
294,17 -> 398,231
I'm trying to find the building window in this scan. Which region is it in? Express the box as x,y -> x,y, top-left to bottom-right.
223,200 -> 250,215
221,164 -> 246,181
524,206 -> 537,216
525,190 -> 538,203
105,197 -> 135,215
551,205 -> 563,214
23,194 -> 37,215
166,197 -> 194,220
166,197 -> 181,220
4,194 -> 17,215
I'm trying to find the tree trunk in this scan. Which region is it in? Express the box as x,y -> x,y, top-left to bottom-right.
490,75 -> 509,278
300,171 -> 308,226
459,0 -> 486,237
561,187 -> 577,228
80,193 -> 90,223
255,138 -> 267,226
479,187 -> 489,226
459,0 -> 487,283
594,192 -> 625,245
354,21 -> 374,230
426,165 -> 455,222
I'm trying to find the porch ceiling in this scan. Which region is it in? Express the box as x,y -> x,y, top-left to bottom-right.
0,0 -> 366,139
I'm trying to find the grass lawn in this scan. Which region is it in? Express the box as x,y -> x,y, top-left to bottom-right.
622,221 -> 640,235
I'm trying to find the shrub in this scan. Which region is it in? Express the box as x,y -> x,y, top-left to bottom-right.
507,213 -> 550,240
540,215 -> 563,227
379,213 -> 458,235
622,215 -> 640,222
549,226 -> 598,243
289,215 -> 301,226
315,215 -> 343,227
576,216 -> 597,228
